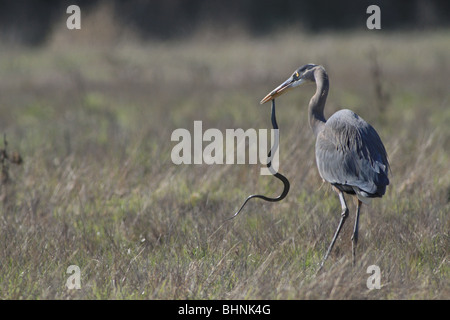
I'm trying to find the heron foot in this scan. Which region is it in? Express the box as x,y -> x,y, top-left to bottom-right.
318,206 -> 349,272
351,230 -> 358,243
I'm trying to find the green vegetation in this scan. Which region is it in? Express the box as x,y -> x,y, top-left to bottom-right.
0,27 -> 449,299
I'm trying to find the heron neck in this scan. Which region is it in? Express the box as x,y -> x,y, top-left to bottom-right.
309,68 -> 328,137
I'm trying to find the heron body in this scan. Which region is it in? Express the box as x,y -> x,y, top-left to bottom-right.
260,64 -> 389,268
316,109 -> 389,202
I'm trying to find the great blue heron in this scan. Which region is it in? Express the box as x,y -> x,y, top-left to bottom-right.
260,64 -> 390,268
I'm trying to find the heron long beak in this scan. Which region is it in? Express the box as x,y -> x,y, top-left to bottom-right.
260,77 -> 304,104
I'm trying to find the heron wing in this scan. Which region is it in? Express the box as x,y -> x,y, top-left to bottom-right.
315,110 -> 389,197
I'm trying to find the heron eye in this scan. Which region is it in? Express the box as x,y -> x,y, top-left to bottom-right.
294,72 -> 299,79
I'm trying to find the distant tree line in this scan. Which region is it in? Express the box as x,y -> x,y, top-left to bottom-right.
0,0 -> 448,45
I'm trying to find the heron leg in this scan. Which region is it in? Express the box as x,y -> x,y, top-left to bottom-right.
351,199 -> 362,266
319,191 -> 349,270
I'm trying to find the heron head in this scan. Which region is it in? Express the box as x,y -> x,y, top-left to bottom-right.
260,64 -> 319,104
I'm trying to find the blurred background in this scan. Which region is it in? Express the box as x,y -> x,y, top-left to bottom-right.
1,0 -> 450,45
0,0 -> 448,299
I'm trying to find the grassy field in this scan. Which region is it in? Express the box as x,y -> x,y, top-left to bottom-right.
0,24 -> 449,299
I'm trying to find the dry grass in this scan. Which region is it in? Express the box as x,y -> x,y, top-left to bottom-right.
0,24 -> 449,299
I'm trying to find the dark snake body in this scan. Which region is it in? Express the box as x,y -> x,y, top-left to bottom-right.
228,99 -> 290,220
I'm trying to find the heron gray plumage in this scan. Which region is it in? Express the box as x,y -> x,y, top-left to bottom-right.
260,64 -> 389,269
